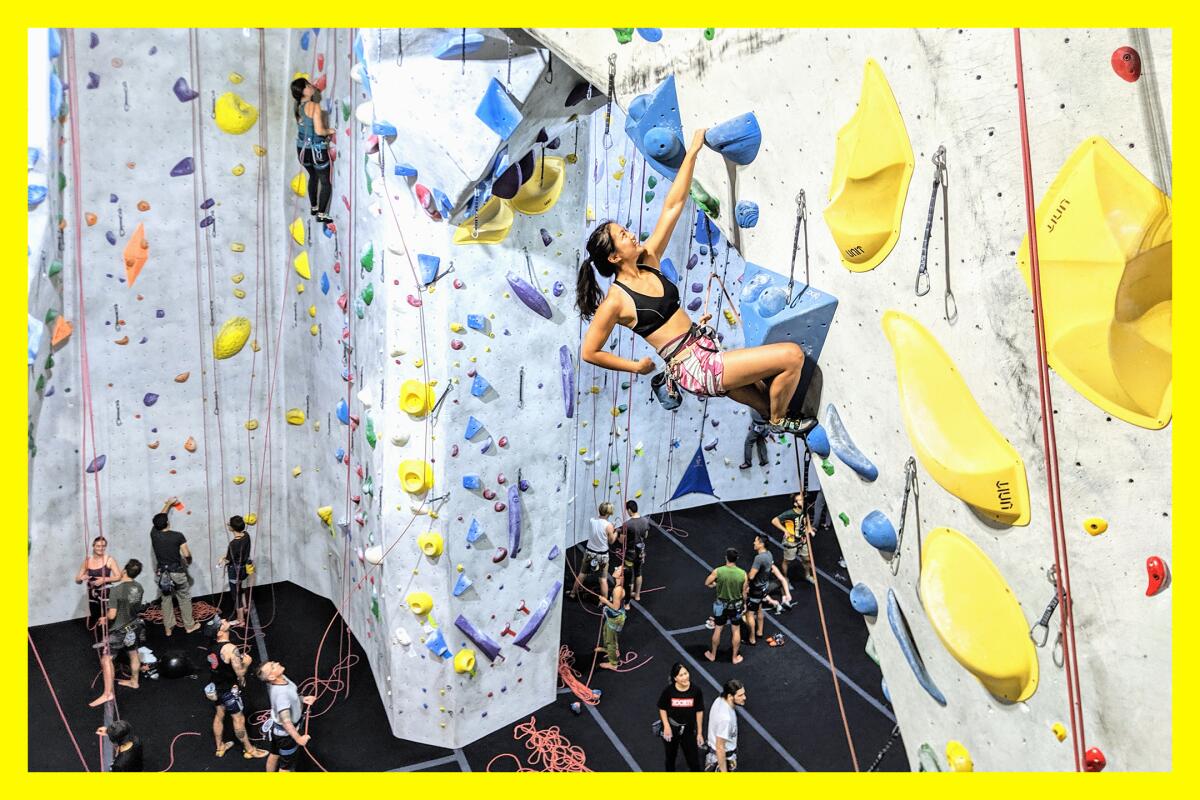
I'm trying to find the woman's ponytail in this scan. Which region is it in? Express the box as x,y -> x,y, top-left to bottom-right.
576,221 -> 618,319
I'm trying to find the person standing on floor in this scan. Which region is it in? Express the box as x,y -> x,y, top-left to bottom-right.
217,515 -> 254,628
770,492 -> 817,589
595,564 -> 627,671
740,410 -> 772,469
704,548 -> 748,665
206,617 -> 268,760
96,720 -> 144,772
620,500 -> 651,602
657,663 -> 705,771
706,679 -> 746,772
75,536 -> 120,631
570,502 -> 617,603
744,535 -> 796,645
257,660 -> 316,772
149,496 -> 199,636
89,559 -> 146,707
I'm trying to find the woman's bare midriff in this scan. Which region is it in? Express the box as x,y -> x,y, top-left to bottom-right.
643,311 -> 694,352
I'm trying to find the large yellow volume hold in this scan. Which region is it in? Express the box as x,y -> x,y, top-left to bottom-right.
823,59 -> 914,272
214,92 -> 259,135
400,379 -> 436,416
291,172 -> 308,197
453,197 -> 515,246
294,250 -> 311,280
1016,137 -> 1172,430
290,217 -> 305,246
213,316 -> 251,360
511,157 -> 567,216
919,527 -> 1039,702
882,310 -> 1030,526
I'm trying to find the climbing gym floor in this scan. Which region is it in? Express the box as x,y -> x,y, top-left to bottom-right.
28,493 -> 906,772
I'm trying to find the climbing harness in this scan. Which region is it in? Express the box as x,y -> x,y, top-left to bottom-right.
917,145 -> 957,323
602,54 -> 617,150
787,190 -> 810,305
890,456 -> 920,577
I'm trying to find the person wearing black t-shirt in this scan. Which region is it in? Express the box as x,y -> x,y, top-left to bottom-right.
218,516 -> 254,627
656,662 -> 705,771
206,617 -> 268,760
97,720 -> 143,772
149,496 -> 199,636
619,501 -> 651,602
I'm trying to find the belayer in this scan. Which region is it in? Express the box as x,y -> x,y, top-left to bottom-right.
576,128 -> 814,434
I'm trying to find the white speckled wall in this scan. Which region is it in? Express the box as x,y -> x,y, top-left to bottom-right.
528,27 -> 1172,771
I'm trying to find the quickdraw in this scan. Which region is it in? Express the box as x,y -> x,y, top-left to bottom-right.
460,29 -> 467,75
787,190 -> 810,305
602,54 -> 617,150
1031,564 -> 1067,651
891,457 -> 920,577
505,34 -> 513,95
917,145 -> 957,322
396,29 -> 403,67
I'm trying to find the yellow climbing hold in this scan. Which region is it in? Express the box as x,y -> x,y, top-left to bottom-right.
308,305 -> 317,318
231,242 -> 246,253
453,649 -> 477,677
882,310 -> 1030,526
414,359 -> 424,368
292,466 -> 302,477
824,58 -> 914,272
1052,722 -> 1067,742
290,217 -> 305,246
253,145 -> 267,157
291,172 -> 308,197
612,169 -> 625,181
232,475 -> 246,485
245,513 -> 257,525
586,205 -> 595,222
1083,517 -> 1108,536
945,741 -> 973,772
231,164 -> 245,176
233,288 -> 246,299
1016,137 -> 1172,430
450,323 -> 464,333
316,506 -> 333,525
399,460 -> 434,494
286,408 -> 306,425
579,448 -> 588,455
418,532 -> 444,558
406,592 -> 433,616
452,197 -> 515,247
231,272 -> 245,284
229,72 -> 243,84
294,251 -> 311,280
213,316 -> 252,360
512,156 -> 566,215
245,419 -> 259,430
296,283 -> 305,294
215,92 -> 259,135
310,324 -> 320,336
919,526 -> 1038,702
400,380 -> 435,416
251,340 -> 260,352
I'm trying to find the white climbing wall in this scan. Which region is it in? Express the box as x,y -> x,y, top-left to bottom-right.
529,27 -> 1172,771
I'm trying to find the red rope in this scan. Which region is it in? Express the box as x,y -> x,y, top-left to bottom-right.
1012,29 -> 1087,772
486,715 -> 590,772
28,632 -> 90,771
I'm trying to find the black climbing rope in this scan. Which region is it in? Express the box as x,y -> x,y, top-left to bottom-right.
395,29 -> 402,67
918,145 -> 956,323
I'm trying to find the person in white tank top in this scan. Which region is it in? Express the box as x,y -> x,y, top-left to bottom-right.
570,502 -> 617,602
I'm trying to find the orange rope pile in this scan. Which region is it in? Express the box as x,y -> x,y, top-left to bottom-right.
486,715 -> 590,772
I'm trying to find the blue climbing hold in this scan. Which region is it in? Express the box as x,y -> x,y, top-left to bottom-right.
623,75 -> 686,179
49,70 -> 63,120
453,573 -> 473,597
805,424 -> 831,458
881,678 -> 891,704
424,628 -> 453,659
48,28 -> 62,59
467,314 -> 487,332
466,517 -> 483,542
418,254 -> 440,286
320,272 -> 330,295
336,399 -> 349,425
300,31 -> 311,51
28,184 -> 48,209
758,287 -> 787,317
335,447 -> 345,462
464,416 -> 484,439
694,209 -> 721,245
862,511 -> 898,552
394,163 -> 418,177
636,28 -> 663,42
644,126 -> 684,166
431,188 -> 453,219
735,201 -> 760,228
850,583 -> 878,615
548,545 -> 561,560
372,120 -> 398,137
704,112 -> 763,165
435,32 -> 485,60
475,78 -> 522,140
670,445 -> 718,502
463,475 -> 482,491
825,403 -> 878,481
471,374 -> 491,398
740,273 -> 770,304
887,589 -> 947,706
659,258 -> 679,284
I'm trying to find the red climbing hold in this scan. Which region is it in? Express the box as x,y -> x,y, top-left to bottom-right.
1111,46 -> 1141,82
1145,556 -> 1168,596
317,54 -> 325,71
1084,747 -> 1107,772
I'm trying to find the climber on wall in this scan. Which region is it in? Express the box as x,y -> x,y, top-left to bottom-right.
575,128 -> 815,435
290,77 -> 334,225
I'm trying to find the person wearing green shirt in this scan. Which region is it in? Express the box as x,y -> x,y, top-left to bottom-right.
770,493 -> 817,589
704,549 -> 748,665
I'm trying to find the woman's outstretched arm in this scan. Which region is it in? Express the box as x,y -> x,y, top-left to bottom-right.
581,297 -> 655,375
643,129 -> 707,262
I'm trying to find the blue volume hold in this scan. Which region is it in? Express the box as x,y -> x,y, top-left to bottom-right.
471,374 -> 491,398
805,424 -> 831,458
887,589 -> 947,706
464,416 -> 484,439
466,517 -> 483,542
850,583 -> 878,615
825,403 -> 878,481
462,475 -> 482,491
861,510 -> 898,552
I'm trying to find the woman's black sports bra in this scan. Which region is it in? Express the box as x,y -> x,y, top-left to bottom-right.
614,266 -> 681,338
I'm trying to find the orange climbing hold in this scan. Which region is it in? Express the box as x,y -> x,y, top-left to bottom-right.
137,200 -> 151,211
51,316 -> 73,347
123,223 -> 150,286
184,436 -> 197,453
85,212 -> 98,226
174,372 -> 190,383
114,336 -> 130,345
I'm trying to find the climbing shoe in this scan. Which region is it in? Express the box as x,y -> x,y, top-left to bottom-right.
769,417 -> 818,436
316,213 -> 333,224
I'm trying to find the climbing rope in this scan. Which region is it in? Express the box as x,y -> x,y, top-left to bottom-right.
486,716 -> 591,772
1013,28 -> 1087,772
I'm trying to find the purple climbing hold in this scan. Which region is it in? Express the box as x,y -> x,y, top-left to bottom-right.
513,580 -> 563,651
200,198 -> 215,210
559,345 -> 575,419
519,478 -> 530,492
552,281 -> 565,297
687,297 -> 703,311
172,77 -> 199,102
481,437 -> 494,454
105,231 -> 117,246
507,484 -> 522,557
85,454 -> 107,474
704,439 -> 720,451
687,254 -> 699,270
90,32 -> 99,49
87,72 -> 99,89
110,194 -> 118,203
547,545 -> 560,560
170,157 -> 195,177
454,614 -> 503,663
149,46 -> 157,55
691,281 -> 703,293
143,392 -> 159,407
199,216 -> 214,229
540,228 -> 552,247
506,271 -> 553,319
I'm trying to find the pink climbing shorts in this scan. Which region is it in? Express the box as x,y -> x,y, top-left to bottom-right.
661,327 -> 726,398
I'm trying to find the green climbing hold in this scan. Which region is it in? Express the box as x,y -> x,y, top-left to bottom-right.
839,511 -> 850,527
647,176 -> 657,189
610,462 -> 621,473
644,191 -> 655,204
639,231 -> 649,241
690,180 -> 720,218
613,28 -> 634,44
918,744 -> 943,772
821,457 -> 835,476
355,302 -> 365,320
35,374 -> 45,392
704,28 -> 715,41
44,355 -> 54,370
48,260 -> 62,278
44,308 -> 58,325
365,416 -> 377,448
341,100 -> 351,122
371,594 -> 380,620
618,404 -> 628,413
361,243 -> 374,271
58,172 -> 67,192
361,283 -> 374,305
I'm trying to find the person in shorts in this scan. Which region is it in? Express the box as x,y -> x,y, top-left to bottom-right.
257,660 -> 316,772
206,617 -> 267,760
570,502 -> 617,603
89,559 -> 146,707
771,493 -> 817,588
744,535 -> 796,644
704,549 -> 748,665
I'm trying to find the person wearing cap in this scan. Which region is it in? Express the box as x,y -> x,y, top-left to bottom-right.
205,617 -> 267,760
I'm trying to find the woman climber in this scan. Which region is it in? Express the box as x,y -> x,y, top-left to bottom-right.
576,128 -> 813,434
290,77 -> 334,225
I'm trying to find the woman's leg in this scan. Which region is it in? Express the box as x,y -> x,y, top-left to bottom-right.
720,342 -> 806,422
303,162 -> 320,212
315,165 -> 333,215
681,726 -> 702,771
664,730 -> 680,771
